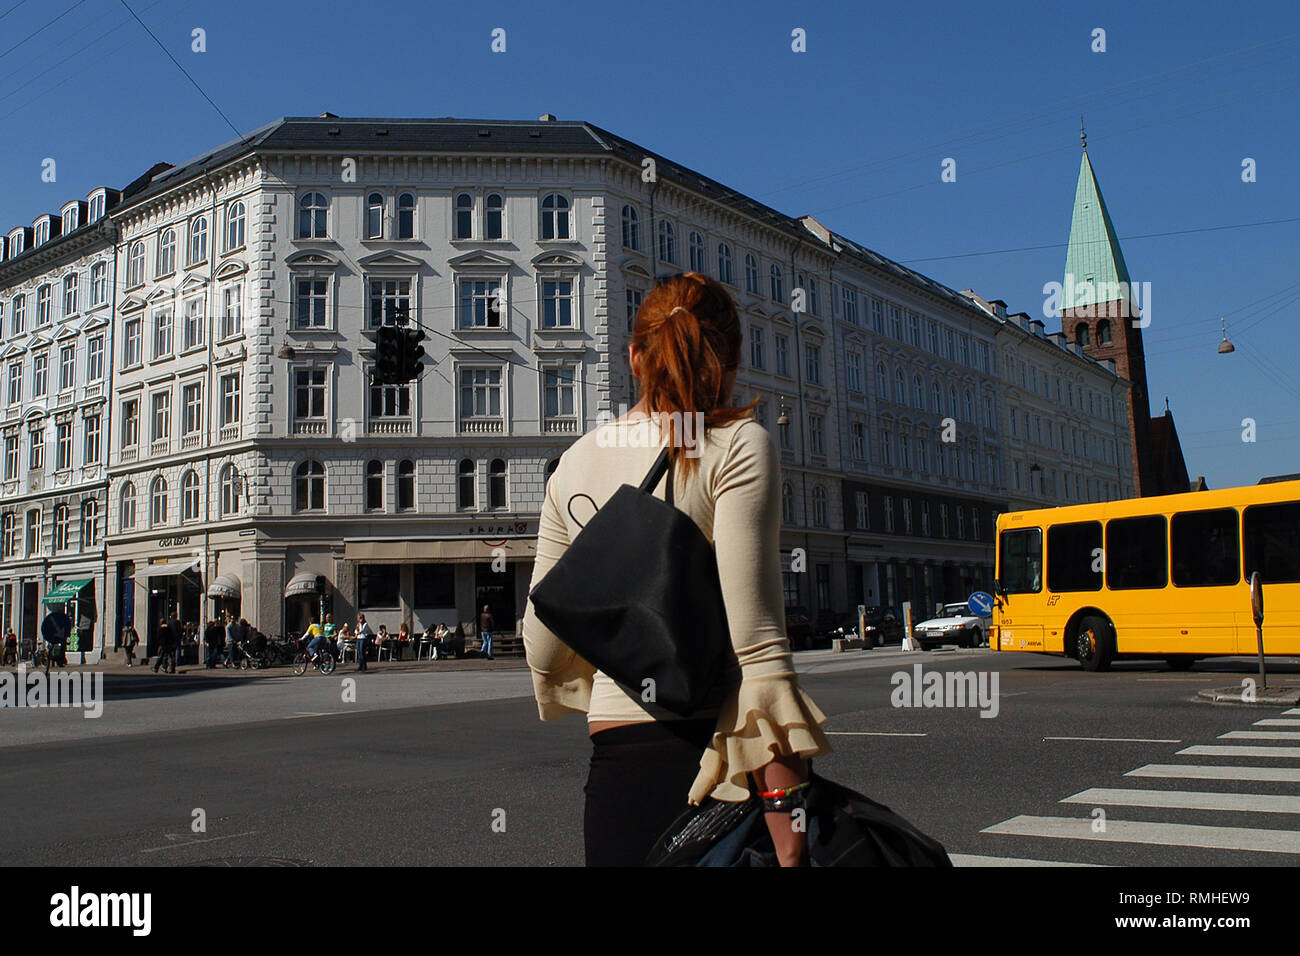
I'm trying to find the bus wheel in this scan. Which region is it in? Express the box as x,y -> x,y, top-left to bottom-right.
1165,656 -> 1196,671
1076,616 -> 1114,672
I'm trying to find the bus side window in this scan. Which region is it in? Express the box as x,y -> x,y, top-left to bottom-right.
1106,516 -> 1167,590
1172,508 -> 1240,587
999,528 -> 1042,593
1244,501 -> 1300,583
1047,521 -> 1103,592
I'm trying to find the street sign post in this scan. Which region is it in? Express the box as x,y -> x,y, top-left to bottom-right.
968,591 -> 994,618
1250,571 -> 1266,691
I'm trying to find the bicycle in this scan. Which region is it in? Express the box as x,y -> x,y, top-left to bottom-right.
292,635 -> 336,676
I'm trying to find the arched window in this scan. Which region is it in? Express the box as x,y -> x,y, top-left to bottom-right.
894,368 -> 906,404
397,193 -> 415,239
294,460 -> 325,511
219,464 -> 240,516
545,458 -> 560,482
150,476 -> 168,526
717,243 -> 733,285
398,459 -> 415,511
1096,319 -> 1112,346
80,499 -> 99,549
1075,322 -> 1090,347
455,192 -> 474,239
931,381 -> 942,413
157,228 -> 176,276
127,242 -> 145,286
120,482 -> 136,531
744,253 -> 759,294
181,470 -> 200,522
485,193 -> 503,239
811,486 -> 827,527
188,216 -> 208,264
876,363 -> 888,400
781,482 -> 796,525
621,205 -> 640,250
366,459 -> 384,510
367,192 -> 385,239
540,193 -> 571,239
457,458 -> 475,509
53,504 -> 69,551
489,458 -> 507,509
657,220 -> 676,263
226,200 -> 246,250
298,193 -> 328,238
912,375 -> 923,408
689,231 -> 705,272
769,264 -> 784,302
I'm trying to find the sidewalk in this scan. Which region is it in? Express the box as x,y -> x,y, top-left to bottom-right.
2,650 -> 529,679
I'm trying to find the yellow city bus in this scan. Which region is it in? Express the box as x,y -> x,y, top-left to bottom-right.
991,476 -> 1300,670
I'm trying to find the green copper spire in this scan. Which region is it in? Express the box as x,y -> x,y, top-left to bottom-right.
1062,149 -> 1132,311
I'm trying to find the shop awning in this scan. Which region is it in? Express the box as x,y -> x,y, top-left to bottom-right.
41,578 -> 93,604
139,560 -> 201,578
284,571 -> 323,597
207,573 -> 241,600
342,538 -> 537,563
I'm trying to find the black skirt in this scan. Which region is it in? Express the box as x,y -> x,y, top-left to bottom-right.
583,718 -> 717,867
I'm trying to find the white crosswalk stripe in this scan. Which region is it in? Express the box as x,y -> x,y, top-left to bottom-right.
974,709 -> 1300,864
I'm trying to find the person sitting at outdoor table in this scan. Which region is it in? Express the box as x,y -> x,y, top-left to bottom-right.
396,622 -> 411,660
432,622 -> 451,660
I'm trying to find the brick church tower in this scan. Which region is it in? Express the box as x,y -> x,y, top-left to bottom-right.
1060,138 -> 1190,497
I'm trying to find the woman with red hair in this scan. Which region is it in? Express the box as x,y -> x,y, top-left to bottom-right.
524,272 -> 830,866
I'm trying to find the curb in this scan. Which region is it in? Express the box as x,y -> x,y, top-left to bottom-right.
1196,685 -> 1300,706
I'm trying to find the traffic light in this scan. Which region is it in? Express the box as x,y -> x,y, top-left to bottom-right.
400,327 -> 426,383
374,325 -> 400,385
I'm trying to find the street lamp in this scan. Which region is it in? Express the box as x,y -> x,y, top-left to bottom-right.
1217,317 -> 1235,354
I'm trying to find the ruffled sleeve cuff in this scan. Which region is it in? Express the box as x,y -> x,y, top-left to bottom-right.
688,677 -> 831,804
531,671 -> 592,721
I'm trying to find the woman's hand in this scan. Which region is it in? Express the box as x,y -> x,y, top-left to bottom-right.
752,753 -> 810,867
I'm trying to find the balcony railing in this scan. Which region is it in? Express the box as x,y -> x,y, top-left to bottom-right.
181,433 -> 202,451
219,423 -> 240,443
293,420 -> 328,436
150,439 -> 169,457
460,416 -> 503,434
121,447 -> 138,463
543,417 -> 578,434
369,418 -> 411,436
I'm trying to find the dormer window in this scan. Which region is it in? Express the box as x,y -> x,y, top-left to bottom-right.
9,231 -> 23,256
34,221 -> 49,246
62,206 -> 79,234
88,193 -> 105,223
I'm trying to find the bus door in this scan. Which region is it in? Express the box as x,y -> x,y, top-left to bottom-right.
995,525 -> 1045,652
1243,501 -> 1300,656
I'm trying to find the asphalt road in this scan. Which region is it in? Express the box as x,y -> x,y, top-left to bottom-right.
3,648 -> 1299,867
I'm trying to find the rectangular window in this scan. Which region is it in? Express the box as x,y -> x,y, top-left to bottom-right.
846,351 -> 861,392
805,344 -> 821,385
543,367 -> 575,418
123,318 -> 141,367
152,308 -> 173,358
541,279 -> 573,328
220,373 -> 241,427
808,414 -> 824,456
3,433 -> 16,480
841,287 -> 858,325
1105,516 -> 1167,590
883,495 -> 894,532
850,421 -> 865,461
83,413 -> 101,464
774,335 -> 789,377
413,564 -> 456,607
151,392 -> 171,442
921,500 -> 931,535
55,421 -> 72,470
944,328 -> 955,361
358,564 -> 401,608
121,399 -> 139,450
6,363 -> 19,406
33,353 -> 48,397
91,263 -> 107,305
460,368 -> 502,417
294,369 -> 327,419
750,327 -> 765,370
370,382 -> 411,418
999,528 -> 1042,593
1172,508 -> 1239,587
927,320 -> 939,355
295,278 -> 328,328
182,382 -> 203,435
87,336 -> 104,382
815,564 -> 831,609
459,279 -> 501,329
59,346 -> 75,391
370,279 -> 411,328
626,288 -> 643,333
902,498 -> 913,534
183,297 -> 204,350
908,313 -> 920,347
28,427 -> 43,470
221,283 -> 243,339
1244,501 -> 1300,584
1047,521 -> 1103,592
855,491 -> 869,530
888,305 -> 903,340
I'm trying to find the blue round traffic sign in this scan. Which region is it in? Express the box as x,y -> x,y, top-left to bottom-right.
968,591 -> 994,617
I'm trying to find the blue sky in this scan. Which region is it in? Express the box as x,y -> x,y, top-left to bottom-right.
2,0 -> 1298,489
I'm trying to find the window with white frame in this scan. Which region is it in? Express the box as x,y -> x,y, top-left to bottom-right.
152,308 -> 173,359
220,283 -> 242,339
541,279 -> 574,328
150,391 -> 170,443
626,287 -> 643,333
294,277 -> 328,329
846,350 -> 861,391
908,313 -> 921,347
744,253 -> 759,293
120,399 -> 138,451
119,483 -> 135,530
183,297 -> 204,350
36,285 -> 51,325
57,346 -> 74,392
811,486 -> 827,527
219,464 -> 240,516
369,380 -> 411,419
365,459 -> 384,510
123,317 -> 141,367
775,334 -> 789,377
750,326 -> 765,370
298,193 -> 328,238
2,432 -> 16,479
689,232 -> 705,272
89,193 -> 105,223
543,366 -> 575,421
182,382 -> 202,437
32,352 -> 48,397
11,294 -> 24,333
841,286 -> 859,324
782,482 -> 796,525
717,243 -> 733,284
150,477 -> 168,526
2,362 -> 12,408
875,362 -> 887,399
295,460 -> 326,511
25,507 -> 41,555
63,274 -> 78,316
483,193 -> 502,240
769,265 -> 784,303
808,413 -> 825,456
225,200 -> 245,251
455,193 -> 474,239
658,221 -> 676,264
1,512 -> 14,558
805,343 -> 821,385
368,192 -> 386,239
457,459 -> 475,509
52,504 -> 68,551
83,413 -> 100,464
219,373 -> 241,429
850,421 -> 865,461
55,421 -> 72,471
912,374 -> 923,408
855,491 -> 869,530
489,458 -> 507,509
369,278 -> 411,328
157,228 -> 177,276
621,205 -> 640,250
91,262 -> 107,306
87,335 -> 103,382
460,367 -> 502,419
540,194 -> 571,240
62,206 -> 79,234
294,368 -> 328,421
459,279 -> 501,329
181,470 -> 200,522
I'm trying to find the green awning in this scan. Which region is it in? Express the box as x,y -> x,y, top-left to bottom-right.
41,578 -> 93,604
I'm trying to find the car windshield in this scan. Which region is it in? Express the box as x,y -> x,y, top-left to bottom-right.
944,605 -> 970,617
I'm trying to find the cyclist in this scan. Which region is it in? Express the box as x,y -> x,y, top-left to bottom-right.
305,619 -> 327,663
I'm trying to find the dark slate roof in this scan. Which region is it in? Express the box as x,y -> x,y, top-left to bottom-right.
111,116 -> 995,318
1150,412 -> 1192,495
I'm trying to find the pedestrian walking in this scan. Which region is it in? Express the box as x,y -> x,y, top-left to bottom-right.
122,623 -> 139,667
2,626 -> 16,666
522,272 -> 830,867
152,616 -> 172,673
222,613 -> 239,667
478,605 -> 494,661
354,613 -> 372,672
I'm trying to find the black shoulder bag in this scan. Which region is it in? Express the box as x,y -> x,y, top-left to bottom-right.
527,445 -> 730,716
